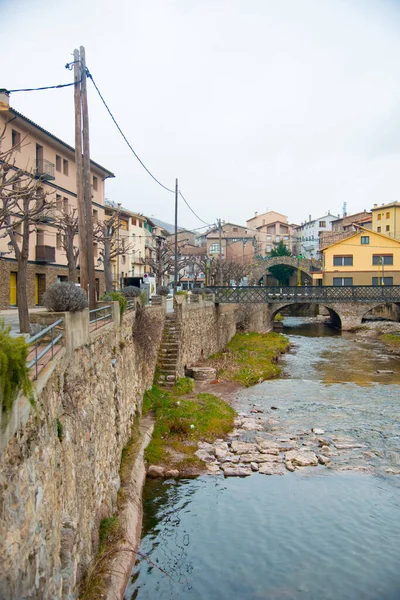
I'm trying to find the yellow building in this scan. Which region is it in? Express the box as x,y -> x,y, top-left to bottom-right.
371,202 -> 400,241
321,226 -> 400,286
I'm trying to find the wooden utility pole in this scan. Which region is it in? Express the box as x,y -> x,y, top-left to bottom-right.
80,46 -> 96,308
174,178 -> 178,294
74,49 -> 88,294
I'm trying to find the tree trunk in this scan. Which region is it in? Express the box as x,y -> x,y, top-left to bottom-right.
104,240 -> 113,292
17,258 -> 30,334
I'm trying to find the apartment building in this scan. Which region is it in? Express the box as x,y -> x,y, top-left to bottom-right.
293,212 -> 337,259
371,202 -> 400,240
0,100 -> 114,309
246,211 -> 296,255
321,226 -> 400,286
319,210 -> 372,250
206,222 -> 255,264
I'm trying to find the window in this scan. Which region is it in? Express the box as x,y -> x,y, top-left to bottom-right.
275,236 -> 280,242
372,254 -> 393,265
386,225 -> 390,232
56,233 -> 62,249
93,176 -> 98,191
319,221 -> 326,228
333,255 -> 353,266
372,277 -> 393,286
333,277 -> 353,286
209,243 -> 223,254
232,227 -> 238,232
266,245 -> 271,253
93,243 -> 98,258
56,194 -> 63,211
56,155 -> 62,172
377,214 -> 381,221
377,227 -> 381,233
121,255 -> 126,265
386,212 -> 390,219
266,235 -> 271,240
11,129 -> 21,150
139,221 -> 143,228
361,236 -> 369,244
120,219 -> 128,231
132,218 -> 137,226
36,229 -> 44,246
63,159 -> 69,176
93,210 -> 98,223
63,197 -> 69,213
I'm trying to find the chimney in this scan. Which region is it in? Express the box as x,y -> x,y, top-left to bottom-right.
255,211 -> 258,217
373,204 -> 378,207
0,89 -> 10,111
309,215 -> 312,222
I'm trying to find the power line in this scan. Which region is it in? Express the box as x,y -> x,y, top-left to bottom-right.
86,71 -> 175,194
178,191 -> 211,226
4,79 -> 81,94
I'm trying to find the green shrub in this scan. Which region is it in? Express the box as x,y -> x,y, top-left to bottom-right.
156,285 -> 170,296
101,291 -> 127,318
120,286 -> 142,298
0,319 -> 33,428
175,290 -> 188,298
43,282 -> 88,312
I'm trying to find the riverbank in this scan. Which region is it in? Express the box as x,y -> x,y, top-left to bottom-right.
350,320 -> 400,354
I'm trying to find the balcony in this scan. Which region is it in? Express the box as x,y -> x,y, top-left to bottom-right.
34,159 -> 55,181
35,245 -> 56,262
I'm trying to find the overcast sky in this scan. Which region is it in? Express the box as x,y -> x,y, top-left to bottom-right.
2,0 -> 400,230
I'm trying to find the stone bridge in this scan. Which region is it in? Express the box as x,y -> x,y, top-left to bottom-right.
263,256 -> 322,275
211,285 -> 400,330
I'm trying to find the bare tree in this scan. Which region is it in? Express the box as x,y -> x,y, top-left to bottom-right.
94,210 -> 133,292
0,127 -> 54,332
148,237 -> 189,287
53,206 -> 79,283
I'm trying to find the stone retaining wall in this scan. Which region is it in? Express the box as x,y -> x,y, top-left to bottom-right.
0,305 -> 165,600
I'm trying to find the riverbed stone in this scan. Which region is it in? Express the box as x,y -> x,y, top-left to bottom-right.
221,455 -> 240,464
258,463 -> 285,476
165,469 -> 180,478
206,464 -> 222,475
320,445 -> 331,454
335,443 -> 366,450
285,461 -> 296,472
148,465 -> 165,478
230,441 -> 257,454
195,449 -> 217,463
222,466 -> 252,477
197,441 -> 214,451
317,455 -> 330,466
257,440 -> 280,452
250,462 -> 259,472
284,450 -> 319,467
240,453 -> 280,464
312,428 -> 325,435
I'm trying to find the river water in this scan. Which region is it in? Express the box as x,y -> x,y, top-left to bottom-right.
124,318 -> 400,600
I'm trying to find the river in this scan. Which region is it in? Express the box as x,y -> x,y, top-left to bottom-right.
124,318 -> 400,600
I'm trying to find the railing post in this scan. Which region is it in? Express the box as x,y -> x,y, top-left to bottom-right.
35,342 -> 38,380
51,325 -> 54,359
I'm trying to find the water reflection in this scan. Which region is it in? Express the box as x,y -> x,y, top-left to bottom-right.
126,317 -> 400,600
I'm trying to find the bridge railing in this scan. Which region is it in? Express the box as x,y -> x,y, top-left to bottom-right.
209,285 -> 400,304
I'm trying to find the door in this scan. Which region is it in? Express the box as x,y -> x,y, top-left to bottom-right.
35,274 -> 40,305
10,272 -> 17,306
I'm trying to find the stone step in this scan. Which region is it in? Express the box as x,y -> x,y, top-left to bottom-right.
160,343 -> 179,348
159,357 -> 178,365
159,367 -> 177,374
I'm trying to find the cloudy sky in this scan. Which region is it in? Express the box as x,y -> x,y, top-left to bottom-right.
2,0 -> 400,230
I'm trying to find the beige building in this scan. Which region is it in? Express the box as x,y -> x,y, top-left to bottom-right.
246,210 -> 295,255
319,210 -> 372,250
0,101 -> 114,308
206,222 -> 255,264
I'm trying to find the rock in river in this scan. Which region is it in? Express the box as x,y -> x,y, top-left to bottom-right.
284,450 -> 319,467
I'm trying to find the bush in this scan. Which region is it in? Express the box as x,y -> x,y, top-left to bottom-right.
0,319 -> 33,428
156,286 -> 170,296
43,282 -> 88,312
101,291 -> 127,318
120,286 -> 142,298
191,288 -> 203,295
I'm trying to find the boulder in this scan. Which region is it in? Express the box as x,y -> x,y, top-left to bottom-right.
165,469 -> 180,478
250,462 -> 259,472
195,449 -> 217,463
240,453 -> 280,464
222,466 -> 252,477
312,428 -> 325,435
147,465 -> 165,478
230,441 -> 257,454
284,450 -> 318,467
317,455 -> 330,466
258,463 -> 285,476
335,443 -> 366,450
285,461 -> 296,472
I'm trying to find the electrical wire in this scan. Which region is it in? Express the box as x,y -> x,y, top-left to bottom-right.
6,80 -> 81,94
178,190 -> 211,226
87,71 -> 175,194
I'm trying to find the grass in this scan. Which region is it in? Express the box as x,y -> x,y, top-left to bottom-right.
143,383 -> 235,467
206,331 -> 289,387
274,313 -> 284,322
380,333 -> 400,348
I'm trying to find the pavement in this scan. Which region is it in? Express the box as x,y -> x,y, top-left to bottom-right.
0,307 -> 47,337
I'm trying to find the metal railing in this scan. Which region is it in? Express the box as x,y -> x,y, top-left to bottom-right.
34,158 -> 55,180
89,305 -> 112,329
210,285 -> 400,304
125,299 -> 136,313
26,318 -> 64,380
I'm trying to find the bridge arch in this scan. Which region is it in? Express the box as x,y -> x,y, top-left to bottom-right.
268,303 -> 342,329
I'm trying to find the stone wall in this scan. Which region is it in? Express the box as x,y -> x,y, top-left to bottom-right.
175,297 -> 270,377
0,259 -> 106,310
0,305 -> 165,600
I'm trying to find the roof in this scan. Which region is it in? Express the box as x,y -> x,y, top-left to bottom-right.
4,107 -> 115,178
371,202 -> 400,211
321,225 -> 400,250
247,210 -> 287,223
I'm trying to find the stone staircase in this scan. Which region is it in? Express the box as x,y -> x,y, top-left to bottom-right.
157,313 -> 180,385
